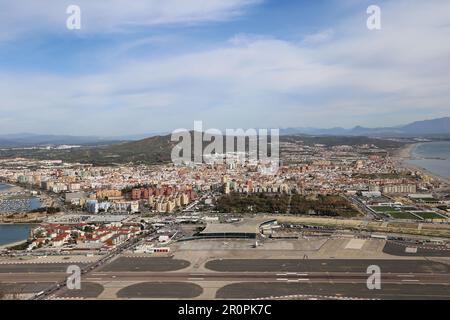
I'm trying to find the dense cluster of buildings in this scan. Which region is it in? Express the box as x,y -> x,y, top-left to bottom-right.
0,159 -> 203,213
0,140 -> 442,217
28,222 -> 141,251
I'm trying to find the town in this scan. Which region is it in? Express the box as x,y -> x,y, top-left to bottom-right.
1,137 -> 449,254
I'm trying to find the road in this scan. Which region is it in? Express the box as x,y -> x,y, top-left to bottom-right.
347,195 -> 384,220
30,230 -> 153,300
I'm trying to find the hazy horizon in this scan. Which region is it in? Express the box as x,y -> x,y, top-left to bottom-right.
0,115 -> 449,138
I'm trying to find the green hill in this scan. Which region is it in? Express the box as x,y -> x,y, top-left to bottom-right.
0,133 -> 405,165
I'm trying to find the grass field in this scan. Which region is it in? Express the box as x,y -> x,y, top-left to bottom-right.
386,211 -> 419,220
367,205 -> 444,221
369,206 -> 397,213
413,212 -> 445,220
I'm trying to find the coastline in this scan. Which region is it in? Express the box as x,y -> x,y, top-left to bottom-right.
1,181 -> 57,208
0,239 -> 27,250
0,183 -> 23,194
0,182 -> 54,223
0,223 -> 34,249
395,143 -> 450,185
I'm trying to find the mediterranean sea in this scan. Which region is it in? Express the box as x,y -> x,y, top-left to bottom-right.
0,224 -> 32,246
407,141 -> 450,179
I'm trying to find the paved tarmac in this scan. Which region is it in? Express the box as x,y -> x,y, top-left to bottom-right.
58,282 -> 104,298
2,257 -> 450,299
383,241 -> 450,257
205,259 -> 450,273
216,282 -> 450,300
116,282 -> 203,299
0,263 -> 88,273
99,257 -> 190,272
0,282 -> 54,294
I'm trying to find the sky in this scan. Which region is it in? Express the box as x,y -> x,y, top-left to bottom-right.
0,0 -> 450,136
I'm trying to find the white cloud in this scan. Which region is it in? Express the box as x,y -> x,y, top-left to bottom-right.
0,0 -> 261,40
0,0 -> 450,134
302,29 -> 335,45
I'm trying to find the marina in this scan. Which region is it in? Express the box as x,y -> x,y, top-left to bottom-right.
0,183 -> 42,214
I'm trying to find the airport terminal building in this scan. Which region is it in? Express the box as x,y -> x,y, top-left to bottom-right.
193,218 -> 277,239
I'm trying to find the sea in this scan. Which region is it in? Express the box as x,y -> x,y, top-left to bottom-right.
407,141 -> 450,179
0,183 -> 12,192
0,224 -> 33,246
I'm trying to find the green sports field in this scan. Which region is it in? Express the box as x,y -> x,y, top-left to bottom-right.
386,211 -> 419,220
369,206 -> 398,213
413,212 -> 445,220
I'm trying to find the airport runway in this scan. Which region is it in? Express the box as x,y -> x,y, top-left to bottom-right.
98,257 -> 190,272
2,270 -> 450,284
205,259 -> 450,273
1,258 -> 449,299
0,263 -> 89,273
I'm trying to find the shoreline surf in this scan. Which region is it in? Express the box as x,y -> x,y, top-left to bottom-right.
396,142 -> 450,185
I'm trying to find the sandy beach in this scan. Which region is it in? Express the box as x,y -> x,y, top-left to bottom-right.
395,143 -> 450,185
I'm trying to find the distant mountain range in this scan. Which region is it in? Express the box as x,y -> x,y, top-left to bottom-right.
0,117 -> 449,148
280,117 -> 450,137
0,132 -> 165,148
0,133 -> 120,148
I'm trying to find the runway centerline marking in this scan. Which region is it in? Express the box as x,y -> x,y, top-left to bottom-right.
402,279 -> 419,282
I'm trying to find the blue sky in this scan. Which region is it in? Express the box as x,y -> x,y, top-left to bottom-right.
0,0 -> 449,135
